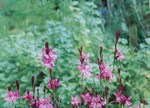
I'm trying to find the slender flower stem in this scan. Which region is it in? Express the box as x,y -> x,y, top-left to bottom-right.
99,79 -> 101,95
31,76 -> 35,99
43,86 -> 46,98
50,69 -> 52,79
81,75 -> 83,92
52,90 -> 55,105
37,88 -> 39,100
113,51 -> 116,71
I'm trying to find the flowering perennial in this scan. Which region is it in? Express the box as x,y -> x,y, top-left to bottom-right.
116,49 -> 124,62
71,95 -> 81,106
4,39 -> 148,108
77,47 -> 92,77
47,79 -> 60,89
5,89 -> 21,102
97,62 -> 114,82
23,91 -> 33,101
41,42 -> 57,69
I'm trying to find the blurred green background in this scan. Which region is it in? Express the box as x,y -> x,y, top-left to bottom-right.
0,0 -> 150,107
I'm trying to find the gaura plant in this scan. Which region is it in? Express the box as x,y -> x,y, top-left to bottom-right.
4,32 -> 148,108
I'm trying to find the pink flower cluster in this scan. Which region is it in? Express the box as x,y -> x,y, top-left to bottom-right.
5,90 -> 21,102
116,49 -> 124,62
41,48 -> 57,69
5,84 -> 53,107
90,96 -> 106,108
77,47 -> 92,77
41,42 -> 57,69
114,90 -> 132,106
71,95 -> 81,106
30,97 -> 53,108
5,82 -> 21,103
97,62 -> 114,82
47,79 -> 60,89
96,47 -> 114,82
71,92 -> 106,108
5,40 -> 148,108
77,63 -> 92,77
23,91 -> 33,101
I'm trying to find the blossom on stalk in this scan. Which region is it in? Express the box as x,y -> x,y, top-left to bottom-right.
116,49 -> 124,62
24,91 -> 33,101
80,53 -> 90,63
140,99 -> 148,105
5,90 -> 21,102
97,62 -> 113,82
47,79 -> 60,89
122,96 -> 132,106
41,46 -> 57,69
114,90 -> 132,106
114,90 -> 123,103
81,92 -> 92,104
78,47 -> 92,77
38,97 -> 53,108
71,95 -> 81,106
100,97 -> 106,106
77,63 -> 92,77
90,96 -> 102,108
30,100 -> 39,108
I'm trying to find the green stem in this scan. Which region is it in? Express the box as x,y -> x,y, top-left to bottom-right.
99,79 -> 101,88
50,69 -> 52,79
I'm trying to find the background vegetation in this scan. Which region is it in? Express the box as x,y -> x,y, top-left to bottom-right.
0,0 -> 149,107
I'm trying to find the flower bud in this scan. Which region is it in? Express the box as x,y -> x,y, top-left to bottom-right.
8,86 -> 11,91
32,76 -> 35,88
141,100 -> 148,105
16,80 -> 20,90
45,41 -> 49,54
45,41 -> 49,49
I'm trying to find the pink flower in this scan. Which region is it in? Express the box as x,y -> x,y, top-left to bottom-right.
114,90 -> 123,103
114,91 -> 132,106
77,48 -> 92,77
48,79 -> 60,89
71,95 -> 81,106
30,100 -> 40,108
38,97 -> 53,108
81,93 -> 92,104
41,48 -> 57,69
122,96 -> 132,106
80,53 -> 90,63
100,97 -> 106,106
23,91 -> 33,101
90,96 -> 102,108
5,91 -> 16,102
96,75 -> 101,79
77,63 -> 92,77
117,49 -> 124,62
13,90 -> 21,98
5,90 -> 21,102
97,62 -> 113,82
90,103 -> 102,108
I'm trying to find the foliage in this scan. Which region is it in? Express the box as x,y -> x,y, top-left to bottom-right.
0,0 -> 150,107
